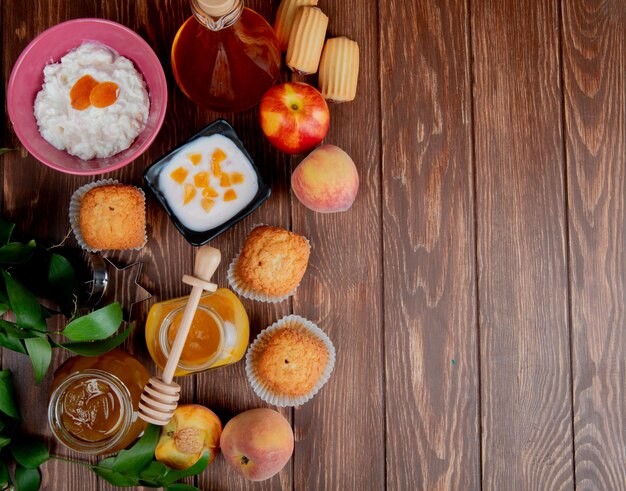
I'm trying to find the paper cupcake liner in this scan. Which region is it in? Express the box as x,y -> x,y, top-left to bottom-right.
227,224 -> 309,303
69,179 -> 147,252
245,315 -> 336,407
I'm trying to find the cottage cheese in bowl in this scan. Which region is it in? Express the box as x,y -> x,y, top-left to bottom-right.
34,43 -> 150,160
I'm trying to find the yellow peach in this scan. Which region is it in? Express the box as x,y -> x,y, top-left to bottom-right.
155,404 -> 222,470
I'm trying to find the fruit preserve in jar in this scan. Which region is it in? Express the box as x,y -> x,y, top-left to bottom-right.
48,350 -> 150,455
145,288 -> 249,376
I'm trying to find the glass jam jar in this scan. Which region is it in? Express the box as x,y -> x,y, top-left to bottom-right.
145,288 -> 249,376
48,350 -> 150,455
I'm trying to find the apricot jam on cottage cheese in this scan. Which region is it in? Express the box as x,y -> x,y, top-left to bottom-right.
158,134 -> 259,232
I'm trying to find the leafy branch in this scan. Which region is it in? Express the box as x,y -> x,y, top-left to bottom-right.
0,217 -> 131,383
0,370 -> 206,491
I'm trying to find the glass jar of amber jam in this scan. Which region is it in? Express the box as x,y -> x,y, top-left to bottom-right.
48,350 -> 150,455
145,288 -> 249,376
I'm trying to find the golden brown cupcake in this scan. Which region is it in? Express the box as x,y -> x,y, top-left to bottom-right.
257,326 -> 328,396
228,226 -> 310,302
246,315 -> 335,407
77,184 -> 146,250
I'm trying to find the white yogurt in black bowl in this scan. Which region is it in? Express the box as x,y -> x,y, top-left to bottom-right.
144,120 -> 271,245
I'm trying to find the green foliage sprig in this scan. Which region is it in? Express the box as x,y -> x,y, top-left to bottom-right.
0,370 -> 207,491
0,369 -> 49,491
0,217 -> 132,383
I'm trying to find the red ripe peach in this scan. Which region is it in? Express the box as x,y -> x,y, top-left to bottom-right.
220,408 -> 294,481
291,144 -> 359,213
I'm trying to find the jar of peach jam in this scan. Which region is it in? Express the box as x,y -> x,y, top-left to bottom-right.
145,288 -> 249,376
48,350 -> 150,455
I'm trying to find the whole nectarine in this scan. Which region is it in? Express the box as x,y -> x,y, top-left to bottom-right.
259,82 -> 329,154
220,408 -> 294,481
291,144 -> 359,212
155,404 -> 222,470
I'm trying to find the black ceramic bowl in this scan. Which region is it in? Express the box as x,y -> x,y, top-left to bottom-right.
144,120 -> 271,246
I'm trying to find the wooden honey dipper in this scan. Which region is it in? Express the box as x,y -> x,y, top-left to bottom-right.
138,246 -> 221,425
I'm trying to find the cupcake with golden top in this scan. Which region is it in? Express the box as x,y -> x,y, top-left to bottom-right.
246,315 -> 335,406
228,225 -> 310,302
69,179 -> 146,252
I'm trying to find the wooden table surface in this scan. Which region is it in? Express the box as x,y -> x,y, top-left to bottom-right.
2,0 -> 625,490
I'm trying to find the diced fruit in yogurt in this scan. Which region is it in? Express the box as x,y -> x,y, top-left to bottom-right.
183,184 -> 196,205
70,75 -> 99,110
90,81 -> 120,108
220,174 -> 231,187
212,148 -> 227,165
202,187 -> 219,198
189,153 -> 202,165
158,134 -> 260,232
194,172 -> 209,188
212,161 -> 222,178
201,198 -> 215,212
171,167 -> 189,184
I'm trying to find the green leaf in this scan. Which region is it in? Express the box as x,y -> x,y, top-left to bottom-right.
0,332 -> 27,354
166,485 -> 202,491
0,461 -> 9,488
0,436 -> 10,449
62,303 -> 122,341
2,271 -> 47,332
59,322 -> 133,356
10,438 -> 49,468
0,320 -> 44,339
47,253 -> 79,318
138,461 -> 168,481
14,464 -> 40,491
0,149 -> 13,156
112,423 -> 160,474
0,370 -> 21,419
0,217 -> 14,245
0,303 -> 9,316
161,452 -> 211,485
0,240 -> 36,265
24,337 -> 52,384
91,466 -> 140,487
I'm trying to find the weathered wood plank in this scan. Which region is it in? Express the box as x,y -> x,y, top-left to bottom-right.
380,0 -> 480,489
289,0 -> 385,489
471,0 -> 574,488
561,0 -> 626,488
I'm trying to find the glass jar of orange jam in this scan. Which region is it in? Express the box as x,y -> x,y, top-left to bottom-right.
48,350 -> 150,455
145,288 -> 249,376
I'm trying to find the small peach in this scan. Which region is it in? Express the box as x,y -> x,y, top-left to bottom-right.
220,408 -> 294,481
155,404 -> 222,470
291,144 -> 359,213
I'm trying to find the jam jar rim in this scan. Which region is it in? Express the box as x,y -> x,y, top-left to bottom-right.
48,369 -> 134,455
158,304 -> 226,372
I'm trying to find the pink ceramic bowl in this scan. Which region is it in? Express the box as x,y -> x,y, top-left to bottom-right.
7,18 -> 168,176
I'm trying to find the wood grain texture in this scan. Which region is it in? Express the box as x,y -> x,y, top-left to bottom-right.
380,0 -> 480,489
561,1 -> 626,489
471,0 -> 574,489
289,0 -> 385,489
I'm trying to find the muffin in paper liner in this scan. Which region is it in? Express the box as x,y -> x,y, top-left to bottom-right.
245,315 -> 336,407
69,179 -> 147,252
227,224 -> 310,303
